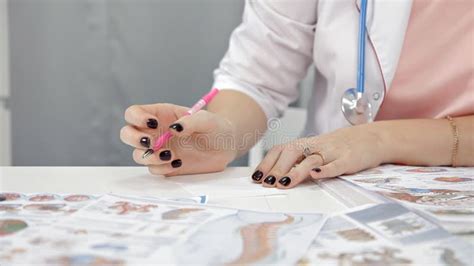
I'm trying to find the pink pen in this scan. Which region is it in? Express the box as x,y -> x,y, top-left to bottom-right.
142,88 -> 220,159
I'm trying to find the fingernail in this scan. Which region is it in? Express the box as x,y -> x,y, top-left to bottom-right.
171,159 -> 182,168
279,176 -> 291,186
169,123 -> 183,132
140,137 -> 150,148
159,150 -> 172,161
252,170 -> 263,181
312,168 -> 321,173
264,175 -> 276,185
147,119 -> 158,129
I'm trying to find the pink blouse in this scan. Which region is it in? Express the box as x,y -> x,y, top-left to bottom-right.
376,0 -> 474,120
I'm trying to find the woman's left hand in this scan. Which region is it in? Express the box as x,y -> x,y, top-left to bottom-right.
252,123 -> 388,189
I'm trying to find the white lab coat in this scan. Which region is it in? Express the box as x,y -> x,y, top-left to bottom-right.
213,0 -> 412,136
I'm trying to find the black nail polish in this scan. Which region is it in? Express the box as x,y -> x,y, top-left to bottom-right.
0,195 -> 6,202
252,171 -> 264,181
279,176 -> 291,186
159,150 -> 172,161
169,123 -> 183,132
264,175 -> 276,185
312,168 -> 321,173
140,137 -> 150,148
171,159 -> 182,168
147,119 -> 158,129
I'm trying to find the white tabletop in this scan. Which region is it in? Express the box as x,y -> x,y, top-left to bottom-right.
0,167 -> 350,214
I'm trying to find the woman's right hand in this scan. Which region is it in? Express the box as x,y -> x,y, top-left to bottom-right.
120,103 -> 238,176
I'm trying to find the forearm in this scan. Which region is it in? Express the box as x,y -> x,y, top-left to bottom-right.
207,90 -> 267,158
374,115 -> 474,166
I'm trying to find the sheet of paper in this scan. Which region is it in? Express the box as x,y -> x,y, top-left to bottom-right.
175,176 -> 289,199
299,203 -> 473,265
1,193 -> 327,265
0,192 -> 100,228
0,192 -> 207,225
340,164 -> 474,233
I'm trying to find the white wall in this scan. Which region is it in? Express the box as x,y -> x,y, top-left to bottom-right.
9,0 -> 245,166
0,0 -> 11,166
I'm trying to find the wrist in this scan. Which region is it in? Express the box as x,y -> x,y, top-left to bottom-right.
213,112 -> 240,162
368,121 -> 396,164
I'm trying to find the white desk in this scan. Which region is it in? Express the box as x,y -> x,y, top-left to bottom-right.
0,167 -> 351,214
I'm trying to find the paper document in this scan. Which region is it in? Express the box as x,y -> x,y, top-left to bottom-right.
340,164 -> 474,234
175,176 -> 288,199
299,203 -> 473,265
0,193 -> 326,265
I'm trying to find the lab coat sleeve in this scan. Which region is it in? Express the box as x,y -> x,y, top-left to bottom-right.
212,0 -> 318,120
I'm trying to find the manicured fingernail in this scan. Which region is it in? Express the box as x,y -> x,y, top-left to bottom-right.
159,150 -> 172,161
279,176 -> 291,186
171,159 -> 182,168
147,119 -> 158,129
264,175 -> 276,185
312,168 -> 321,173
252,170 -> 264,181
169,123 -> 183,132
140,137 -> 150,148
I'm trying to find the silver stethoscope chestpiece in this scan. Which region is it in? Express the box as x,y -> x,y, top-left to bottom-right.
341,88 -> 373,125
341,0 -> 374,125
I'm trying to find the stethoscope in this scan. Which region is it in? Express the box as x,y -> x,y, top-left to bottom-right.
341,0 -> 374,125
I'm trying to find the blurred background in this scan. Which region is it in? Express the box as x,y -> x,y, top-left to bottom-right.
0,0 -> 312,167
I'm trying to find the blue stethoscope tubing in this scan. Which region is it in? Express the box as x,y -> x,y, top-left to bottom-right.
341,0 -> 374,125
357,0 -> 368,94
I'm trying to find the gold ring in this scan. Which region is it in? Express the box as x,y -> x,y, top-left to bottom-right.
312,151 -> 326,165
302,147 -> 326,165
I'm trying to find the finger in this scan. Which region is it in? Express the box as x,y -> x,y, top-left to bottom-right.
141,103 -> 189,121
133,148 -> 176,165
251,145 -> 283,183
168,110 -> 218,137
310,158 -> 346,180
148,161 -> 182,176
262,148 -> 302,188
124,105 -> 160,129
120,125 -> 153,149
276,154 -> 324,189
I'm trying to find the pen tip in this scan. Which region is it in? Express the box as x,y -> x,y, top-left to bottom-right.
142,149 -> 154,159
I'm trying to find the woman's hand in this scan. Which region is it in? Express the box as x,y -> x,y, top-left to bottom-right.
252,123 -> 388,189
253,115 -> 474,189
120,103 -> 238,176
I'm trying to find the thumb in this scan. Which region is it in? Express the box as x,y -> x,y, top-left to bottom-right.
168,110 -> 218,137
